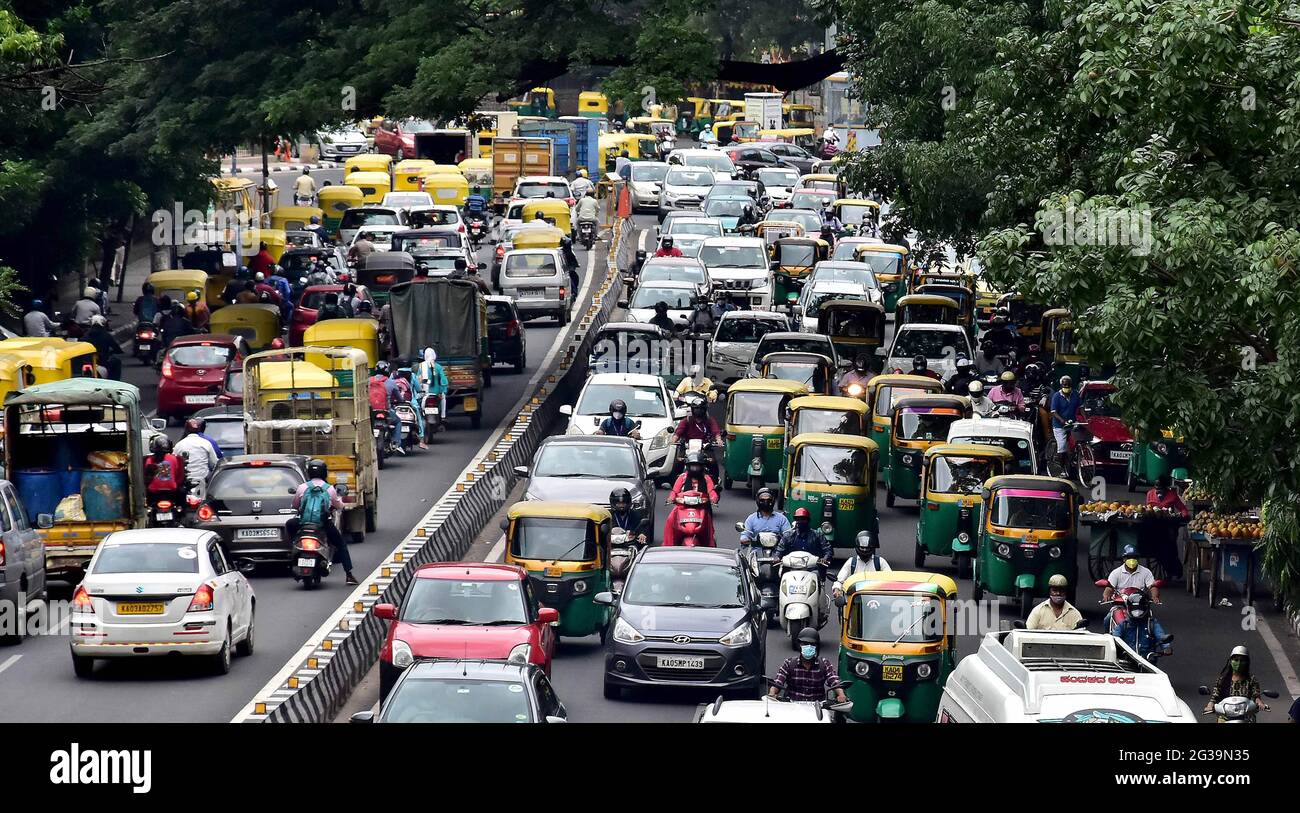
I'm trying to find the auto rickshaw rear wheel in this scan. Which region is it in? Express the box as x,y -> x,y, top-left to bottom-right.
913,541 -> 926,568
748,476 -> 763,499
365,497 -> 377,533
1018,588 -> 1034,619
956,553 -> 972,580
885,487 -> 895,508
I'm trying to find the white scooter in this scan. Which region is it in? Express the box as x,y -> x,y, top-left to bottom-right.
1198,685 -> 1279,722
777,550 -> 828,649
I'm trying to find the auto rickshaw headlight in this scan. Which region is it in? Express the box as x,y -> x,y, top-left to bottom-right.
1153,441 -> 1169,456
995,543 -> 1012,558
573,578 -> 589,594
391,639 -> 414,669
820,521 -> 834,536
853,660 -> 870,677
901,453 -> 914,466
917,663 -> 933,679
1048,546 -> 1062,559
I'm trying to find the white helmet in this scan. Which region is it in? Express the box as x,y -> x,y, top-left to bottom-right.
968,380 -> 984,396
1230,645 -> 1249,658
84,286 -> 97,299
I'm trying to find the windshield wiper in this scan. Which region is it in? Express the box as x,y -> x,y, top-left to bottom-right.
479,619 -> 528,626
652,601 -> 697,607
696,603 -> 746,609
413,618 -> 470,625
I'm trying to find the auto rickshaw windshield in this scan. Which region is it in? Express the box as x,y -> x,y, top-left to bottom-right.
906,305 -> 955,323
729,391 -> 785,426
796,445 -> 870,485
991,490 -> 1071,529
856,252 -> 903,277
622,562 -> 747,608
873,386 -> 929,419
928,456 -> 999,494
838,204 -> 875,226
766,361 -> 821,389
794,408 -> 861,435
898,410 -> 961,441
510,517 -> 597,561
807,290 -> 867,317
848,594 -> 943,644
778,244 -> 817,265
827,310 -> 876,336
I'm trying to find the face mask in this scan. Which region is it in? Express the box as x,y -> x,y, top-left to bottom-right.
1123,558 -> 1138,570
1230,658 -> 1244,673
1049,593 -> 1065,606
800,645 -> 817,660
612,411 -> 625,420
1061,387 -> 1072,395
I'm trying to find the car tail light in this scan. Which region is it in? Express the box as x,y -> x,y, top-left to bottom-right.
559,287 -> 566,300
299,536 -> 321,551
496,245 -> 505,259
196,503 -> 215,521
505,320 -> 519,337
156,500 -> 173,511
187,583 -> 215,613
72,585 -> 93,611
0,541 -> 5,566
161,357 -> 174,379
458,223 -> 465,233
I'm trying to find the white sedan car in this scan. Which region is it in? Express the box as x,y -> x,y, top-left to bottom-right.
561,373 -> 684,478
70,529 -> 256,677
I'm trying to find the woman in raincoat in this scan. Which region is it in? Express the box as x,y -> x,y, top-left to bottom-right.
416,347 -> 449,446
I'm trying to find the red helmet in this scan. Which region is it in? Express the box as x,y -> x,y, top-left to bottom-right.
793,507 -> 811,520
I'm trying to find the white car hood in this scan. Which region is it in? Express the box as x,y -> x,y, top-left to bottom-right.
706,266 -> 767,281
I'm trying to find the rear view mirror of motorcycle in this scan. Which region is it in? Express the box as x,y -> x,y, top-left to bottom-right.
734,521 -> 746,533
1094,579 -> 1111,588
150,418 -> 166,431
1074,618 -> 1089,630
1197,685 -> 1211,696
499,517 -> 510,532
335,484 -> 348,497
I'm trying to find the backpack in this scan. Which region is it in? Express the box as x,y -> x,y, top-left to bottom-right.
299,481 -> 331,526
368,376 -> 390,411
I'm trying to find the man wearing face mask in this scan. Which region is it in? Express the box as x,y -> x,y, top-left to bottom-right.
596,399 -> 641,439
775,507 -> 833,582
769,628 -> 848,703
837,354 -> 873,398
1102,543 -> 1160,604
1049,375 -> 1082,472
1145,474 -> 1189,581
1026,574 -> 1082,630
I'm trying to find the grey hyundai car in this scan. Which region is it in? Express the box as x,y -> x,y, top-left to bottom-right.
517,435 -> 655,539
598,546 -> 765,700
189,454 -> 311,566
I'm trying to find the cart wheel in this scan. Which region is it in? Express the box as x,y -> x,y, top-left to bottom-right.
470,411 -> 482,429
885,488 -> 895,508
1018,588 -> 1034,620
913,541 -> 926,569
1126,466 -> 1138,493
1076,445 -> 1096,486
956,553 -> 972,581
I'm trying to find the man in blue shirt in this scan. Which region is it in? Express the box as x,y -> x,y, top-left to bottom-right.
739,488 -> 791,544
1049,375 -> 1082,471
596,399 -> 640,438
1111,592 -> 1171,661
775,507 -> 834,581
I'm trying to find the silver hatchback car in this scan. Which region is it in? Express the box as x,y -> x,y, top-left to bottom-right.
500,248 -> 573,325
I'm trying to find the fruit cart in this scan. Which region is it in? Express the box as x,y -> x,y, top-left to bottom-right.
1186,509 -> 1263,607
1080,500 -> 1187,580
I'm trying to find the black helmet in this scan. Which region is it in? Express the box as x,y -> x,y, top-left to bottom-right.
662,236 -> 674,248
855,530 -> 878,554
690,400 -> 708,417
358,300 -> 373,313
343,283 -> 356,296
609,399 -> 627,416
142,282 -> 154,295
685,451 -> 704,470
374,360 -> 391,376
150,435 -> 172,455
184,417 -> 206,435
755,487 -> 775,510
797,627 -> 820,646
610,488 -> 632,510
853,354 -> 869,372
1125,591 -> 1149,619
912,355 -> 928,371
307,459 -> 328,481
654,300 -> 668,313
534,211 -> 547,221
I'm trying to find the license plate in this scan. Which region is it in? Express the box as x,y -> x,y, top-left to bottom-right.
882,664 -> 904,682
766,437 -> 781,449
464,396 -> 478,412
137,343 -> 152,351
544,566 -> 563,578
236,528 -> 280,539
519,288 -> 544,298
373,429 -> 381,438
297,557 -> 317,569
184,395 -> 217,405
154,511 -> 173,521
117,602 -> 165,615
656,656 -> 705,670
1111,450 -> 1134,461
838,498 -> 855,511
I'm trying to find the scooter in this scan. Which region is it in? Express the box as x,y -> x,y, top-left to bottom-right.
371,409 -> 393,468
778,550 -> 827,649
292,523 -> 333,589
1096,580 -> 1164,633
577,219 -> 597,250
393,402 -> 419,452
134,322 -> 159,365
736,522 -> 781,627
467,214 -> 490,247
608,528 -> 642,592
421,393 -> 444,441
665,489 -> 713,547
1198,685 -> 1280,722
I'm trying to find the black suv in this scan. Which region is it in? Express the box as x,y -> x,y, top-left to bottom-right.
487,296 -> 527,372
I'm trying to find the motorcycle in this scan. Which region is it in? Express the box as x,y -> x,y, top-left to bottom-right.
778,550 -> 827,649
393,402 -> 419,452
665,489 -> 714,547
674,436 -> 723,485
134,322 -> 160,365
609,528 -> 643,592
1198,685 -> 1280,722
577,220 -> 597,250
147,495 -> 183,528
1096,580 -> 1163,633
420,393 -> 444,442
371,409 -> 394,468
737,523 -> 781,627
466,214 -> 490,247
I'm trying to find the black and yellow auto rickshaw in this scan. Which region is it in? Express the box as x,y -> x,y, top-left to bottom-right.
781,433 -> 879,550
1041,308 -> 1091,383
865,374 -> 947,472
758,351 -> 835,395
884,395 -> 972,508
837,570 -> 958,723
302,318 -> 382,370
854,243 -> 910,313
209,303 -> 283,351
786,395 -> 869,440
359,251 -> 417,307
998,293 -> 1048,352
972,475 -> 1079,618
895,294 -> 960,329
503,501 -> 612,638
771,236 -> 831,307
914,444 -> 1015,577
722,378 -> 808,495
817,301 -> 886,369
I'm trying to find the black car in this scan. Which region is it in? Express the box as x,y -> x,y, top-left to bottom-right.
189,454 -> 311,565
724,145 -> 799,176
486,296 -> 527,372
352,660 -> 567,723
192,405 -> 246,457
598,546 -> 765,700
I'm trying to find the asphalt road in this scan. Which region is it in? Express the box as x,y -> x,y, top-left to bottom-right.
0,231 -> 601,723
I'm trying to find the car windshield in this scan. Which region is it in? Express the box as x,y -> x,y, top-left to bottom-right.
631,286 -> 694,310
716,317 -> 784,343
622,561 -> 746,607
578,383 -> 667,418
848,594 -> 943,643
516,182 -> 570,199
510,517 -> 596,561
93,542 -> 200,574
756,169 -> 799,186
666,169 -> 713,187
534,444 -> 638,478
928,456 -> 1001,494
698,244 -> 765,268
791,192 -> 832,209
203,419 -> 245,449
729,391 -> 785,426
991,491 -> 1071,530
340,210 -> 399,229
794,408 -> 862,435
703,199 -> 749,218
209,465 -> 301,499
892,329 -> 965,360
898,410 -> 962,441
1083,389 -> 1121,417
169,344 -> 232,367
683,153 -> 735,172
855,251 -> 903,277
785,210 -> 824,232
383,678 -> 533,723
631,164 -> 668,182
505,253 -> 558,277
668,221 -> 722,237
407,210 -> 459,228
795,444 -> 870,485
401,577 -> 528,625
299,290 -> 340,310
281,253 -> 326,275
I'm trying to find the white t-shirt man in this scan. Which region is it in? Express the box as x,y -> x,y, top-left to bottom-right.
174,433 -> 221,486
1107,562 -> 1156,592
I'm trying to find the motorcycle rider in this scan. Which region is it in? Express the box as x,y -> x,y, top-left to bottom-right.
674,364 -> 717,403
768,628 -> 849,703
609,487 -> 648,545
415,347 -> 448,439
145,435 -> 186,508
739,487 -> 791,544
837,354 -> 874,396
711,292 -> 740,321
663,451 -> 718,546
946,356 -> 978,395
23,299 -> 55,338
649,301 -> 677,334
304,215 -> 324,241
83,316 -> 124,380
989,370 -> 1025,413
559,235 -> 581,295
775,507 -> 833,582
684,297 -> 715,335
832,530 -> 891,603
1103,543 -> 1161,604
909,354 -> 941,381
72,285 -> 103,329
158,301 -> 195,350
368,360 -> 404,455
174,417 -> 223,491
654,235 -> 683,258
981,311 -> 1018,363
570,167 -> 594,199
294,167 -> 316,206
133,283 -> 161,325
967,380 -> 995,417
575,190 -> 600,239
1026,574 -> 1083,630
673,398 -> 723,476
596,399 -> 641,438
1111,591 -> 1171,661
287,459 -> 357,585
1204,645 -> 1268,720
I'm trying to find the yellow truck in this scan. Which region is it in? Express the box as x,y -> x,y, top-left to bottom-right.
490,137 -> 554,211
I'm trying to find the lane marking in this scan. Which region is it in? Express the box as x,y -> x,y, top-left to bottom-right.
0,654 -> 21,676
1254,612 -> 1300,697
486,534 -> 506,563
231,243 -> 606,722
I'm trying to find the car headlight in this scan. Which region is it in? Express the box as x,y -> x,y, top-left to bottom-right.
632,492 -> 646,510
650,428 -> 671,450
573,578 -> 589,594
391,639 -> 414,669
917,663 -> 933,679
612,617 -> 644,643
508,643 -> 533,664
1049,546 -> 1062,559
719,623 -> 753,647
996,543 -> 1012,558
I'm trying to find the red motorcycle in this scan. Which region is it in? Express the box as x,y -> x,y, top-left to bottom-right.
663,490 -> 715,547
1096,579 -> 1162,632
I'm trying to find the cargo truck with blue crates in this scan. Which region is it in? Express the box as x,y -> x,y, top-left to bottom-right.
518,119 -> 578,177
558,116 -> 605,175
6,379 -> 148,580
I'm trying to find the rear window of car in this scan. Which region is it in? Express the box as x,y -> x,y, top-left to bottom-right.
505,253 -> 558,277
93,542 -> 200,574
393,232 -> 459,252
383,193 -> 433,208
487,302 -> 516,323
666,169 -> 713,186
209,465 -> 303,499
341,210 -> 399,229
716,317 -> 785,343
516,182 -> 571,199
203,419 -> 245,449
631,164 -> 668,182
169,345 -> 232,367
407,210 -> 460,228
298,290 -> 337,310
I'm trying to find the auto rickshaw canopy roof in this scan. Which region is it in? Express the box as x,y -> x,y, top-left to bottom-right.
855,242 -> 910,257
1042,307 -> 1072,320
818,299 -> 885,323
923,443 -> 1016,462
843,569 -> 958,599
832,198 -> 880,209
506,501 -> 612,523
869,373 -> 947,391
318,185 -> 365,205
522,199 -> 571,218
302,318 -> 379,346
774,236 -> 829,249
892,394 -> 970,413
788,394 -> 869,414
148,269 -> 208,290
270,206 -> 324,229
347,171 -> 392,187
510,227 -> 565,249
458,157 -> 492,174
898,294 -> 959,309
725,377 -> 810,397
799,173 -> 838,183
788,431 -> 879,453
984,475 -> 1077,495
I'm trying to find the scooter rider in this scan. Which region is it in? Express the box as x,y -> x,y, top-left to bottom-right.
416,347 -> 448,433
287,459 -> 357,585
145,435 -> 186,508
989,370 -> 1025,411
663,451 -> 718,546
832,530 -> 890,602
968,380 -> 995,417
982,311 -> 1018,361
1111,592 -> 1171,661
596,399 -> 641,438
654,236 -> 683,258
768,628 -> 849,703
1204,645 -> 1268,720
1103,543 -> 1161,604
609,487 -> 648,545
570,168 -> 594,200
674,364 -> 717,402
576,190 -> 600,230
946,356 -> 978,395
174,417 -> 223,490
776,507 -> 833,581
837,354 -> 873,396
673,398 -> 723,477
739,487 -> 791,544
649,301 -> 677,334
368,360 -> 405,455
909,355 -> 941,381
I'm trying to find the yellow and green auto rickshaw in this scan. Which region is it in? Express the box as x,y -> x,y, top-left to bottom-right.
302,318 -> 382,369
1041,308 -> 1090,383
838,570 -> 958,723
503,501 -> 611,638
344,153 -> 394,177
683,97 -> 711,134
998,293 -> 1047,348
771,235 -> 830,306
865,374 -> 947,472
754,220 -> 804,251
781,433 -> 878,550
347,172 -> 392,205
318,185 -> 364,236
421,172 -> 470,207
786,395 -> 868,441
509,226 -> 566,252
1128,428 -> 1192,491
914,444 -> 1015,577
508,87 -> 558,118
713,119 -> 759,144
915,282 -> 977,339
146,269 -> 208,309
830,198 -> 881,237
884,395 -> 972,508
760,128 -> 819,152
759,352 -> 835,395
521,199 -> 573,236
972,475 -> 1079,618
392,159 -> 438,192
783,104 -> 816,129
722,378 -> 808,495
209,303 -> 283,351
579,90 -> 609,118
269,206 -> 325,233
0,353 -> 35,402
818,301 -> 886,371
854,243 -> 910,313
458,157 -> 493,198
895,294 -> 960,329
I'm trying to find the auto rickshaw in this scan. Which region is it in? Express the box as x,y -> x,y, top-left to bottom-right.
344,154 -> 394,176
579,90 -> 609,118
915,283 -> 976,338
837,570 -> 958,723
755,220 -> 804,251
420,172 -> 470,207
1127,428 -> 1191,490
914,444 -> 1016,577
392,159 -> 438,192
781,433 -> 878,549
628,116 -> 676,138
796,173 -> 840,194
348,172 -> 392,205
760,128 -> 819,152
269,206 -> 324,232
865,374 -> 947,472
624,133 -> 661,161
884,395 -> 972,507
502,501 -> 611,637
508,87 -> 557,118
713,120 -> 759,144
684,97 -> 711,134
521,199 -> 573,235
146,269 -> 208,308
830,199 -> 880,236
818,301 -> 886,368
318,185 -> 365,236
759,351 -> 835,395
510,226 -> 566,251
0,339 -> 99,384
458,157 -> 493,198
1040,308 -> 1090,382
771,236 -> 830,306
209,303 -> 283,351
238,228 -> 288,263
302,318 -> 381,369
896,294 -> 960,329
722,378 -> 808,495
972,475 -> 1079,618
359,251 -> 416,306
998,293 -> 1047,350
854,243 -> 910,313
0,353 -> 36,401
786,395 -> 868,441
783,104 -> 816,129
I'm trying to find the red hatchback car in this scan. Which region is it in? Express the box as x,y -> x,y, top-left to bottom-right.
157,334 -> 248,422
1077,380 -> 1135,478
288,284 -> 374,346
372,118 -> 434,161
376,562 -> 559,700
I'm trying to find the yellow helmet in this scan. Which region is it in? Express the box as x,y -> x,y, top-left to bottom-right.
186,291 -> 199,302
578,168 -> 588,178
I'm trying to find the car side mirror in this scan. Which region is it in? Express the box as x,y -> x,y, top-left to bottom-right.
349,711 -> 375,724
513,466 -> 529,477
592,591 -> 615,606
499,517 -> 510,532
374,603 -> 397,621
559,405 -> 572,416
538,607 -> 560,624
36,513 -> 53,529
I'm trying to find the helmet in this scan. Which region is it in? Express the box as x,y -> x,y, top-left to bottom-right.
358,300 -> 373,313
853,354 -> 869,372
609,399 -> 627,415
578,168 -> 588,178
150,435 -> 172,455
343,283 -> 356,296
796,627 -> 819,646
755,487 -> 775,509
302,167 -> 310,175
1048,574 -> 1069,588
30,298 -> 43,310
855,530 -> 876,554
968,380 -> 984,396
374,360 -> 391,376
1230,645 -> 1249,659
793,507 -> 811,521
310,215 -> 320,224
610,488 -> 631,510
84,286 -> 98,299
1059,375 -> 1073,387
690,400 -> 708,417
685,451 -> 704,470
141,282 -> 154,295
1125,591 -> 1148,619
90,315 -> 107,327
654,301 -> 668,313
912,355 -> 928,371
955,357 -> 973,372
661,236 -> 674,248
534,211 -> 547,220
1000,370 -> 1017,383
306,459 -> 328,481
184,417 -> 206,435
186,290 -> 200,302
254,272 -> 265,282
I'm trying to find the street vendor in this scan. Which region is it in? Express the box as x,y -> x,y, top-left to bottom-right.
1145,474 -> 1188,581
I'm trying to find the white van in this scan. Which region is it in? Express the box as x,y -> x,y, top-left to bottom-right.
936,629 -> 1196,723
